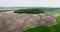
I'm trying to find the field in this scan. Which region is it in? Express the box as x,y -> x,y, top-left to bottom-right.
23,11 -> 60,32
0,9 -> 60,32
49,11 -> 60,15
52,11 -> 60,14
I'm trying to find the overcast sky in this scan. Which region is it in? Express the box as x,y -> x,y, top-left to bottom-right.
0,0 -> 60,7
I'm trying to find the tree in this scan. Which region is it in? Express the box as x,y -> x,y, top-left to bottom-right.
14,8 -> 45,14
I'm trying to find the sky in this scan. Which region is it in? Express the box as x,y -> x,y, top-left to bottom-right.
0,0 -> 60,7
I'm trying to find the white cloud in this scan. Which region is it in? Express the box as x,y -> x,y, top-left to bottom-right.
0,0 -> 60,7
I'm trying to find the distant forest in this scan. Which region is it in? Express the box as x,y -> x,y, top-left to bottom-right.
0,7 -> 60,12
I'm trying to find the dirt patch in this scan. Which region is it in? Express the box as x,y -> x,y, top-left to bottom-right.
0,13 -> 57,32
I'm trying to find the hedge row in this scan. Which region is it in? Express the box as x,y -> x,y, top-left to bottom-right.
14,8 -> 45,14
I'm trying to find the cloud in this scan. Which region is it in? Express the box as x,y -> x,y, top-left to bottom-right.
0,0 -> 60,7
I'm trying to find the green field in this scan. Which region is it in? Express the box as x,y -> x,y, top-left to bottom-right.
23,11 -> 60,32
51,11 -> 60,14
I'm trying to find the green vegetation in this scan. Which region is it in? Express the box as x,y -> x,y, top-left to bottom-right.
51,11 -> 60,14
14,8 -> 45,14
23,15 -> 60,32
23,26 -> 55,32
56,16 -> 60,24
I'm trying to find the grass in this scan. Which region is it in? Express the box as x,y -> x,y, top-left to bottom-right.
23,26 -> 56,32
52,11 -> 60,14
23,11 -> 60,32
56,16 -> 60,24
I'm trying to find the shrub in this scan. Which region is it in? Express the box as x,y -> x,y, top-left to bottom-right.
14,8 -> 45,14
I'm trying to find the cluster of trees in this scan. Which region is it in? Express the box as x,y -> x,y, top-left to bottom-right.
14,8 -> 45,14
